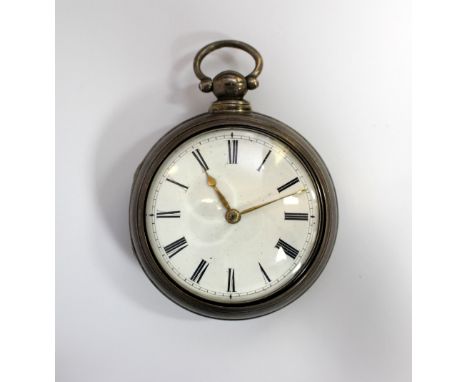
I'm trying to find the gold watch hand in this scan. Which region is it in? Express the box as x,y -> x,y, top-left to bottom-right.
239,188 -> 307,215
206,172 -> 231,211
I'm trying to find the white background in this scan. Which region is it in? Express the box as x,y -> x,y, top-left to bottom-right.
56,1 -> 411,381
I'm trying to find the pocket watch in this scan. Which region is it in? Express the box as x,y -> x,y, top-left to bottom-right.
129,40 -> 338,320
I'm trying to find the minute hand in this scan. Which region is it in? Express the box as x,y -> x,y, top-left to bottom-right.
239,188 -> 307,215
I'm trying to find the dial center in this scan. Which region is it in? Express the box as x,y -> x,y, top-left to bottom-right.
225,208 -> 241,224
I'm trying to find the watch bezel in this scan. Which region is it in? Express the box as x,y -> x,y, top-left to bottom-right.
129,112 -> 338,320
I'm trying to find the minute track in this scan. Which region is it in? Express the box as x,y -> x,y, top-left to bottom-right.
145,128 -> 320,304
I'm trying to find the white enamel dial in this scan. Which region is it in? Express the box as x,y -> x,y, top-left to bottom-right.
145,127 -> 320,303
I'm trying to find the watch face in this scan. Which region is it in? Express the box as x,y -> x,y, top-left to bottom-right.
144,127 -> 320,304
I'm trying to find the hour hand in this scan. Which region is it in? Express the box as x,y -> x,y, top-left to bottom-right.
206,172 -> 231,211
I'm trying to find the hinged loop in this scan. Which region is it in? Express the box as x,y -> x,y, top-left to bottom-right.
193,40 -> 263,112
193,40 -> 263,90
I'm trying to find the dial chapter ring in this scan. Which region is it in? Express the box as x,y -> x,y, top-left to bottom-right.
129,112 -> 338,320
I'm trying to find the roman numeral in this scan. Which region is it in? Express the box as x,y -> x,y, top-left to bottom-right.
258,262 -> 271,283
192,149 -> 209,171
163,237 -> 188,258
277,177 -> 299,193
156,210 -> 181,218
284,212 -> 309,221
275,238 -> 299,259
190,259 -> 209,283
228,140 -> 238,164
166,178 -> 189,190
257,150 -> 271,171
227,268 -> 236,292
